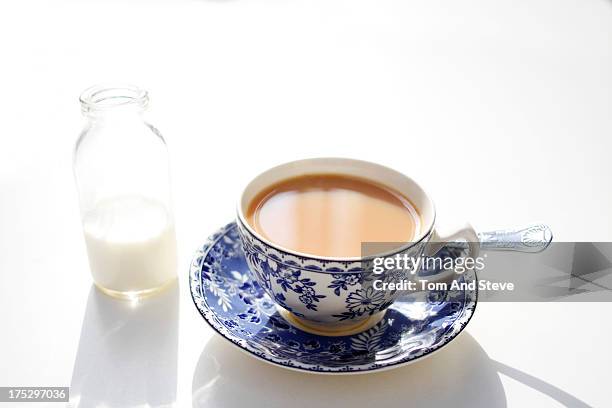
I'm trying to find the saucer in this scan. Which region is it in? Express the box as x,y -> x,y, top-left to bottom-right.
189,222 -> 478,374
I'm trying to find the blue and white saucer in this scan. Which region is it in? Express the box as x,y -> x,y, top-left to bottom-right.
189,222 -> 478,374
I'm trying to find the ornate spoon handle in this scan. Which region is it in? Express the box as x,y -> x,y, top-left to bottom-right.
446,224 -> 553,253
478,223 -> 553,252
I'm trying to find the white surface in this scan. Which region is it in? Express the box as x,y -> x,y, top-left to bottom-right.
1,0 -> 611,407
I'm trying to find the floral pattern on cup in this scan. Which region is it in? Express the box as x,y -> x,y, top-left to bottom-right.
237,219 -> 433,324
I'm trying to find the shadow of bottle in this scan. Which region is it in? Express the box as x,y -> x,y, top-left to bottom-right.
192,332 -> 506,408
69,281 -> 179,407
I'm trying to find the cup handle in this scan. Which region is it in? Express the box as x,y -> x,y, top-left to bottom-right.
425,223 -> 480,259
420,223 -> 480,284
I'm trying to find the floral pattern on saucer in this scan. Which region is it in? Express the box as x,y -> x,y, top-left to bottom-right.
189,222 -> 477,374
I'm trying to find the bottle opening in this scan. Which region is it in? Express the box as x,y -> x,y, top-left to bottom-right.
80,84 -> 149,114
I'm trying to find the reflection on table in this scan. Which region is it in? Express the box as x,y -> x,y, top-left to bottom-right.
70,280 -> 179,407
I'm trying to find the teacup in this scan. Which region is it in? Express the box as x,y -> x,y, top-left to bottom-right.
236,158 -> 479,336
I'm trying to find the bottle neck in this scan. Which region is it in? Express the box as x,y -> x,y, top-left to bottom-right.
80,85 -> 149,119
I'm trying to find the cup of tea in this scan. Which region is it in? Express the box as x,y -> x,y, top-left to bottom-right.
236,158 -> 479,336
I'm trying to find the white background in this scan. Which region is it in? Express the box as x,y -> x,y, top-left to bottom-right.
1,0 -> 611,406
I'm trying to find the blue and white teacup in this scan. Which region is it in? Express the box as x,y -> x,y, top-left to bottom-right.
236,158 -> 479,336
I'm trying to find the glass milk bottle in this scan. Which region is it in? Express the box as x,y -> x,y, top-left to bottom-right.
74,85 -> 177,298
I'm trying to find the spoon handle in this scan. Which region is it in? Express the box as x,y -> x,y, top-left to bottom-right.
477,223 -> 553,253
445,224 -> 553,253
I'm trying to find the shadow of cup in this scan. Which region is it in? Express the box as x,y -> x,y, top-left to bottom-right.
70,281 -> 179,407
192,331 -> 506,408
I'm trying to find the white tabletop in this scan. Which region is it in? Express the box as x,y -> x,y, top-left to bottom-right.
1,0 -> 611,406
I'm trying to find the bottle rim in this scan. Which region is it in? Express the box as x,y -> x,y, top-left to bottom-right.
79,84 -> 149,114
